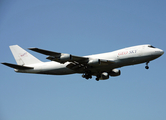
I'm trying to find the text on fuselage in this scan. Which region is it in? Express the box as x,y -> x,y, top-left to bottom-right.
118,50 -> 137,56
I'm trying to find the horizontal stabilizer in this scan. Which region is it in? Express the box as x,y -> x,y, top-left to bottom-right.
1,63 -> 34,70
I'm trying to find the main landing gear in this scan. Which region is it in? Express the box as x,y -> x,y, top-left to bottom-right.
82,71 -> 92,80
82,71 -> 100,81
145,61 -> 149,69
95,74 -> 101,81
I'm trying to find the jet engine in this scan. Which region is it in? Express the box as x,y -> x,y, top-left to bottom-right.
109,69 -> 121,77
59,54 -> 72,61
88,59 -> 100,65
99,72 -> 109,80
88,59 -> 108,66
46,54 -> 72,63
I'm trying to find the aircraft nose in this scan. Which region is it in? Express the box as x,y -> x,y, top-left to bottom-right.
155,49 -> 164,56
159,49 -> 164,55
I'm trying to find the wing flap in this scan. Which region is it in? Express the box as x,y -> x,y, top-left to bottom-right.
66,61 -> 86,70
2,63 -> 33,70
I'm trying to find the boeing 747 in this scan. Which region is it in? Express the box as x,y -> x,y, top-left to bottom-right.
2,44 -> 164,81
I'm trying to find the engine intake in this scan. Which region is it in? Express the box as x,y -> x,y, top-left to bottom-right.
46,54 -> 72,63
88,59 -> 108,66
59,54 -> 72,62
109,69 -> 121,77
99,72 -> 109,80
88,59 -> 100,65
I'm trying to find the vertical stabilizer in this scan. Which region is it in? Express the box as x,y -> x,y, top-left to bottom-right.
9,45 -> 42,65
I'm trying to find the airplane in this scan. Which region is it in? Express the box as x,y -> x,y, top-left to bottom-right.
1,44 -> 164,81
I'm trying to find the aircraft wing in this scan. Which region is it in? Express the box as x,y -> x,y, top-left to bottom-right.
29,47 -> 115,71
28,47 -> 89,64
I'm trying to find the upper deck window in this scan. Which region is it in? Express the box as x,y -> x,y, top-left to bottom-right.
148,45 -> 155,48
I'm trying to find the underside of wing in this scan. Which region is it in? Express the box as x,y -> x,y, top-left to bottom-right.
66,59 -> 115,71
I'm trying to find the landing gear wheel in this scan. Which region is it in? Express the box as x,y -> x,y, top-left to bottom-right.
96,78 -> 99,81
82,71 -> 92,80
95,74 -> 100,81
145,66 -> 149,69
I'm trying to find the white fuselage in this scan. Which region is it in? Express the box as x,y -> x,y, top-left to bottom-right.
15,44 -> 164,75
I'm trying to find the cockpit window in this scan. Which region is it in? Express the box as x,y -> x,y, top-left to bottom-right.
148,45 -> 156,48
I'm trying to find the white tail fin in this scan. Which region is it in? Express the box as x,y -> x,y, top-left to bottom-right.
9,45 -> 42,65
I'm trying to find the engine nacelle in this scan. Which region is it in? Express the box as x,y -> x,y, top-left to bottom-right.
109,69 -> 121,77
88,59 -> 100,65
99,72 -> 109,80
88,59 -> 108,66
59,54 -> 72,62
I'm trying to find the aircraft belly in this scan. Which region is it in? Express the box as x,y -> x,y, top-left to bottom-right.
39,63 -> 75,75
116,54 -> 160,67
39,68 -> 75,75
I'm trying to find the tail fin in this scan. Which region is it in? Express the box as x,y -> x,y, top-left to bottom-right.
10,45 -> 42,65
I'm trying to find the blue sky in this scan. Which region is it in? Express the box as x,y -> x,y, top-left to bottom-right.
0,0 -> 166,120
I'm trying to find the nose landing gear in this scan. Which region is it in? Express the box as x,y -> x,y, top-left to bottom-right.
145,61 -> 149,69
